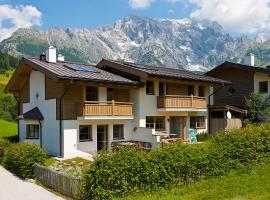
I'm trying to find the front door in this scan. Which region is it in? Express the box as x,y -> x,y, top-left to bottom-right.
170,117 -> 186,139
97,125 -> 108,151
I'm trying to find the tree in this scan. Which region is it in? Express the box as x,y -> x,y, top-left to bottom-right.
245,93 -> 270,122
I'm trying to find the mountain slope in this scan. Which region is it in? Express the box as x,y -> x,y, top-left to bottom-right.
0,15 -> 260,71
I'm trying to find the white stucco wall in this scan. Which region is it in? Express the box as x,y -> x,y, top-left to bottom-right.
21,71 -> 60,156
254,72 -> 270,98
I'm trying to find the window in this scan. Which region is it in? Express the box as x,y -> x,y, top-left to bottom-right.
259,81 -> 268,93
146,81 -> 155,95
146,116 -> 165,130
188,85 -> 194,96
107,88 -> 116,101
26,124 -> 39,139
159,82 -> 165,96
79,125 -> 92,142
190,116 -> 205,129
113,125 -> 124,140
199,86 -> 205,97
86,87 -> 98,101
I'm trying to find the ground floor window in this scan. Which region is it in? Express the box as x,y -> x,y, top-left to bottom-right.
79,125 -> 92,142
113,125 -> 124,140
190,116 -> 206,129
146,116 -> 165,130
26,124 -> 40,139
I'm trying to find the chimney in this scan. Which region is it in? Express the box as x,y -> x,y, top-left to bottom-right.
243,53 -> 255,66
45,46 -> 57,63
39,53 -> 45,61
57,54 -> 65,62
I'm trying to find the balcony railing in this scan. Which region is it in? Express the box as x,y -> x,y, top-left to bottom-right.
80,100 -> 133,116
157,95 -> 206,109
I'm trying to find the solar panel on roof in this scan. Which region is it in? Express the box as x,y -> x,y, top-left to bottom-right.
124,62 -> 158,71
64,64 -> 99,73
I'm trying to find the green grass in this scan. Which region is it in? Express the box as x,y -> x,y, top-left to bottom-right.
0,119 -> 17,138
119,162 -> 270,200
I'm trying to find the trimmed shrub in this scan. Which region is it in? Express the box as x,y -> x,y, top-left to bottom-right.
2,143 -> 47,178
0,138 -> 11,158
83,123 -> 270,200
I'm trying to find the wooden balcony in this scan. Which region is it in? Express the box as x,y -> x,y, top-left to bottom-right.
80,100 -> 133,116
157,95 -> 206,109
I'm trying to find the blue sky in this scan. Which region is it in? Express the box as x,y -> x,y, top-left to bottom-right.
0,0 -> 270,41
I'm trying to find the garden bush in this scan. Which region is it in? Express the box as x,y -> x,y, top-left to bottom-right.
0,138 -> 11,158
83,123 -> 270,200
2,143 -> 47,178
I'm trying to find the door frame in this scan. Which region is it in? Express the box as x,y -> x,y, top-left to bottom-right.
169,116 -> 187,139
97,125 -> 109,151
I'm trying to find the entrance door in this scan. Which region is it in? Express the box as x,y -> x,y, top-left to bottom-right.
97,125 -> 108,151
170,117 -> 186,139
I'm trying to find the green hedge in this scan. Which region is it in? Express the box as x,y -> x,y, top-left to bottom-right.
0,138 -> 11,159
2,143 -> 47,178
83,123 -> 270,200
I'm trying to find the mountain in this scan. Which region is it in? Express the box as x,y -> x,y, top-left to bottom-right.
0,15 -> 266,71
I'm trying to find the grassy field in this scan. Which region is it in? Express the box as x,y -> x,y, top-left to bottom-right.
119,162 -> 270,200
0,70 -> 17,138
0,119 -> 17,138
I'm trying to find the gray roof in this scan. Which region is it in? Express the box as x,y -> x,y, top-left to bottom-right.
106,59 -> 230,85
25,58 -> 143,86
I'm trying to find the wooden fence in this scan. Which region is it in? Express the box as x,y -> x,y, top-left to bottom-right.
33,164 -> 83,199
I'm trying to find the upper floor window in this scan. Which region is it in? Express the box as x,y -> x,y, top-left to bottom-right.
113,125 -> 124,140
86,87 -> 98,101
146,116 -> 165,130
199,86 -> 205,97
259,81 -> 268,93
26,124 -> 40,139
146,81 -> 155,95
79,125 -> 92,142
188,85 -> 194,96
107,88 -> 116,101
190,116 -> 205,129
159,82 -> 165,96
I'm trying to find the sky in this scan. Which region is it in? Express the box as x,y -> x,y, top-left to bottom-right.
0,0 -> 270,41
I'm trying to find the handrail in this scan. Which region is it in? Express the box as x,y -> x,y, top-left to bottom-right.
161,95 -> 206,99
84,101 -> 133,105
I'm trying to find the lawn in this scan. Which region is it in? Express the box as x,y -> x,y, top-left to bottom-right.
119,162 -> 270,200
0,119 -> 17,138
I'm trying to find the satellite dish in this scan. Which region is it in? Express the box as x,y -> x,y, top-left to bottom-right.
226,111 -> 232,119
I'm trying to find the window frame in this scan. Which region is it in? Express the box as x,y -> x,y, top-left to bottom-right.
190,116 -> 206,129
26,124 -> 40,139
146,116 -> 165,130
259,81 -> 268,94
146,81 -> 155,95
85,87 -> 98,101
79,125 -> 93,142
113,124 -> 124,140
198,86 -> 205,97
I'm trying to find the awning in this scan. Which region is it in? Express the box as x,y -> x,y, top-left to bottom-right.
209,105 -> 247,114
19,107 -> 44,120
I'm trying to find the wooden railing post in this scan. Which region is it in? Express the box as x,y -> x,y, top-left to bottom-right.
112,100 -> 115,116
191,95 -> 193,108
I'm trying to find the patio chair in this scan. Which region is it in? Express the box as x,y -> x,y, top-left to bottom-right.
188,128 -> 197,144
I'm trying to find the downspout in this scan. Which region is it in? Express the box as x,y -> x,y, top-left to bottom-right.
14,95 -> 20,142
207,84 -> 226,135
59,80 -> 72,158
39,120 -> 42,148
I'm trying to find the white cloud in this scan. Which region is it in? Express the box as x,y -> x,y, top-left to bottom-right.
0,4 -> 42,41
129,0 -> 155,9
188,0 -> 270,33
